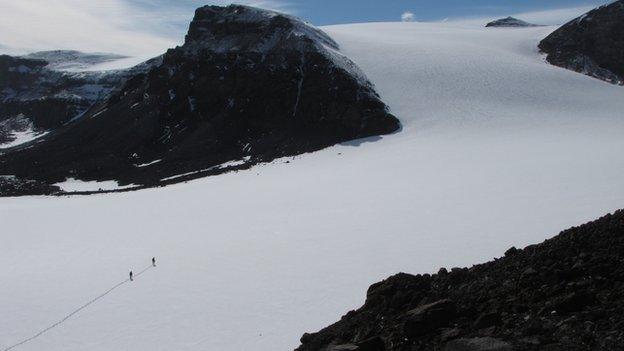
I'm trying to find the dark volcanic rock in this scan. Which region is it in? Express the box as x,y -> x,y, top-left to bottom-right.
0,52 -> 156,147
0,5 -> 399,196
0,175 -> 60,197
485,17 -> 541,28
296,210 -> 624,351
0,54 -> 86,142
444,337 -> 513,351
538,1 -> 624,85
404,299 -> 457,336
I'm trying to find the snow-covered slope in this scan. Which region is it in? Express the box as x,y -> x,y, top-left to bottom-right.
22,51 -> 128,72
1,21 -> 624,351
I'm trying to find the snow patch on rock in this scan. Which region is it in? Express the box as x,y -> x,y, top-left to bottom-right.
0,115 -> 49,149
53,178 -> 137,192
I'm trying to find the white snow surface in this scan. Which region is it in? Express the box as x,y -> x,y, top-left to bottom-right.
2,21 -> 624,351
78,55 -> 159,72
135,159 -> 162,168
53,178 -> 137,193
0,129 -> 48,149
22,51 -> 128,72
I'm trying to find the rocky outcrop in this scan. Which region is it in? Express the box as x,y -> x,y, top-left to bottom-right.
485,17 -> 541,28
297,210 -> 624,351
0,52 -> 157,147
538,1 -> 624,85
0,5 -> 399,196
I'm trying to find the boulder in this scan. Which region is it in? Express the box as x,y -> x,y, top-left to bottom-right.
404,299 -> 457,336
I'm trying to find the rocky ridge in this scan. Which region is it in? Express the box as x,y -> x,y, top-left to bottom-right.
485,17 -> 541,28
0,52 -> 160,148
298,210 -> 624,351
539,1 -> 624,85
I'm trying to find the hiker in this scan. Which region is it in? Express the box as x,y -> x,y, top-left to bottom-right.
152,257 -> 156,267
129,270 -> 133,281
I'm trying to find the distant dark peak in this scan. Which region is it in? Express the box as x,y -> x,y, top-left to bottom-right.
24,50 -> 127,60
486,16 -> 541,27
22,50 -> 129,71
183,5 -> 339,53
538,1 -> 624,85
0,50 -> 159,154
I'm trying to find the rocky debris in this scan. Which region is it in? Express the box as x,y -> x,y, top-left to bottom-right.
444,337 -> 513,351
404,299 -> 457,336
538,1 -> 624,85
485,17 -> 541,28
296,210 -> 624,351
0,5 -> 399,196
0,175 -> 59,197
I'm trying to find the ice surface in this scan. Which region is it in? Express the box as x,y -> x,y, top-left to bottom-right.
1,20 -> 624,351
0,127 -> 48,150
53,178 -> 137,193
135,159 -> 162,168
23,51 -> 128,72
160,157 -> 251,181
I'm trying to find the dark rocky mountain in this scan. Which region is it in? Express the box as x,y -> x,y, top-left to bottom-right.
539,1 -> 624,85
0,5 -> 399,196
297,210 -> 624,351
0,53 -> 159,148
486,17 -> 541,28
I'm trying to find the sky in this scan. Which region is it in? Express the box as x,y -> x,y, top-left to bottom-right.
0,0 -> 611,57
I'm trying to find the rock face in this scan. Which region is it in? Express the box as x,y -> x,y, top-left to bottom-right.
485,17 -> 540,28
0,5 -> 399,196
0,52 -> 157,148
297,210 -> 624,351
0,55 -> 91,145
538,1 -> 624,85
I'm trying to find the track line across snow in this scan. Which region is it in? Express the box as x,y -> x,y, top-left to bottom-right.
2,265 -> 154,351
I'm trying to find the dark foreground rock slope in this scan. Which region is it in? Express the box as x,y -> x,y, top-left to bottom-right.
539,1 -> 624,85
486,17 -> 541,28
0,5 -> 399,196
297,210 -> 624,351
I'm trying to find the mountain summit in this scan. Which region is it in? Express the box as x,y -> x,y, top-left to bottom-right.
0,5 -> 399,196
486,17 -> 541,28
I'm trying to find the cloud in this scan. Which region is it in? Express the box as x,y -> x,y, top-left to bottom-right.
401,11 -> 415,22
0,0 -> 293,57
510,5 -> 596,25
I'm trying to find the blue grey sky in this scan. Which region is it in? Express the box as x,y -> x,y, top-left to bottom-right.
259,0 -> 608,24
0,0 -> 610,56
128,0 -> 608,25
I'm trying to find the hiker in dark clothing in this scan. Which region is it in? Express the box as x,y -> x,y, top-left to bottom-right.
129,271 -> 133,281
152,257 -> 156,267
